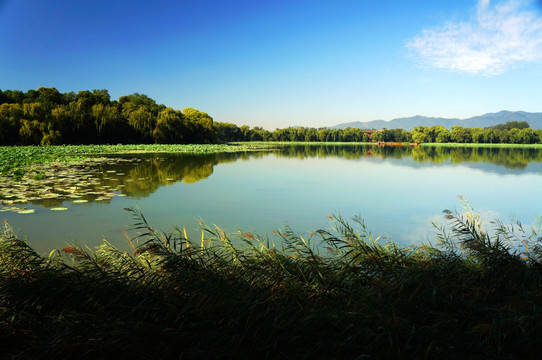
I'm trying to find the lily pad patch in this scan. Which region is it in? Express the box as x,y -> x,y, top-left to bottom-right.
17,209 -> 35,214
1,157 -> 142,206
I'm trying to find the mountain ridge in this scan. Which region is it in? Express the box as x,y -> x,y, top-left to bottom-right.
331,111 -> 542,131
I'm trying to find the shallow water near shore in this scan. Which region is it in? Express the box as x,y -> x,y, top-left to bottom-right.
2,144 -> 542,253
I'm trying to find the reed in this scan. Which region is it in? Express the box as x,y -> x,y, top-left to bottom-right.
1,202 -> 542,358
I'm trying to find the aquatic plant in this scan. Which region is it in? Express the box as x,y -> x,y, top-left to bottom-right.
0,143 -> 276,176
1,204 -> 542,358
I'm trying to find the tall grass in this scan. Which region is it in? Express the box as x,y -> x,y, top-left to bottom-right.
1,202 -> 542,358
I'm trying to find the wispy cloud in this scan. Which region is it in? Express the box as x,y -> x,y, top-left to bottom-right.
407,0 -> 542,75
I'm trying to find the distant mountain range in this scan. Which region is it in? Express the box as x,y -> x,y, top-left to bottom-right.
331,111 -> 542,131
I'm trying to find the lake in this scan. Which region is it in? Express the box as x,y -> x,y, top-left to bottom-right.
2,144 -> 542,253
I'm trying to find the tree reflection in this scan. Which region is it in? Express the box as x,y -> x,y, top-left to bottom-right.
95,153 -> 243,197
271,145 -> 542,170
87,145 -> 542,199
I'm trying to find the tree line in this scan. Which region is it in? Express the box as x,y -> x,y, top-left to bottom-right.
1,87 -> 541,145
408,122 -> 541,144
214,121 -> 542,144
218,121 -> 541,145
0,88 -> 215,145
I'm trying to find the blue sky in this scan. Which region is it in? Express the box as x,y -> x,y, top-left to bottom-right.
1,0 -> 542,129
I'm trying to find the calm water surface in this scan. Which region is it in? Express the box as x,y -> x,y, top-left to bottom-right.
3,145 -> 542,252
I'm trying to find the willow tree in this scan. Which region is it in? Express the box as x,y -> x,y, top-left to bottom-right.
0,103 -> 22,145
92,103 -> 129,143
182,107 -> 216,143
153,108 -> 185,144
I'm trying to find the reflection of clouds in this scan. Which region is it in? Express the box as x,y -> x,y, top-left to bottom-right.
424,206 -> 537,250
401,208 -> 504,248
398,207 -> 540,255
478,208 -> 504,227
480,209 -> 538,252
399,213 -> 443,246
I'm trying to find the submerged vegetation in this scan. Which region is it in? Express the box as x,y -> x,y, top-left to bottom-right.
1,201 -> 542,358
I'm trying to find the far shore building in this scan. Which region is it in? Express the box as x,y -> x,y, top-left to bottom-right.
363,129 -> 384,139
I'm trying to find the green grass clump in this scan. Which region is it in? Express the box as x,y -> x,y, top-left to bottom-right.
1,202 -> 542,359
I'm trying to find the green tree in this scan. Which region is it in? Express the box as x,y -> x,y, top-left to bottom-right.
23,102 -> 47,121
67,99 -> 96,143
251,126 -> 272,141
92,103 -> 128,143
451,126 -> 472,143
19,119 -> 44,144
326,129 -> 342,142
29,87 -> 63,112
317,128 -> 329,142
517,128 -> 537,144
434,127 -> 451,143
287,128 -> 298,142
0,103 -> 23,145
119,93 -> 165,117
487,121 -> 529,131
128,106 -> 155,142
215,122 -> 242,142
304,127 -> 318,142
40,128 -> 62,145
371,130 -> 384,142
17,102 -> 49,144
411,126 -> 429,143
389,128 -> 411,142
182,107 -> 216,143
240,125 -> 251,141
92,89 -> 111,105
471,128 -> 486,143
497,129 -> 509,144
343,127 -> 367,142
153,108 -> 185,144
50,105 -> 73,143
507,128 -> 520,144
1,90 -> 25,104
425,126 -> 448,143
62,91 -> 76,104
272,128 -> 289,141
484,128 -> 500,143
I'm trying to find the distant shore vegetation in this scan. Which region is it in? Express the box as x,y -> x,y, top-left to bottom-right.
1,87 -> 541,146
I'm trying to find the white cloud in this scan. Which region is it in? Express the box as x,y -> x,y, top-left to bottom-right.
407,0 -> 542,75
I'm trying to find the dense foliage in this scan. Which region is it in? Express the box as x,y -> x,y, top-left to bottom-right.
0,88 -> 216,145
1,88 -> 541,145
217,121 -> 542,144
487,120 -> 530,131
409,123 -> 542,144
1,202 -> 542,358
